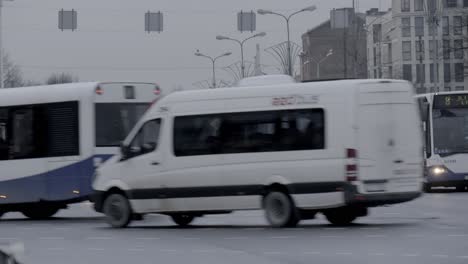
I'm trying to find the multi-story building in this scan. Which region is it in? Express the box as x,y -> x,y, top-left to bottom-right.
301,8 -> 368,81
367,0 -> 468,93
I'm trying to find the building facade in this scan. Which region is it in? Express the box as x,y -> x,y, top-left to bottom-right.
301,8 -> 368,81
367,0 -> 468,93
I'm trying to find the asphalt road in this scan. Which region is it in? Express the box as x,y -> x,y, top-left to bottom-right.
1,189 -> 468,264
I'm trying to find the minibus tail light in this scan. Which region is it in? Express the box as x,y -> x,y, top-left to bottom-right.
346,148 -> 358,182
95,86 -> 103,95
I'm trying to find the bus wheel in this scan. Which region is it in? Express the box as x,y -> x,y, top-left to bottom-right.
171,214 -> 195,227
324,207 -> 357,226
456,185 -> 466,192
22,206 -> 60,220
263,191 -> 300,228
103,193 -> 132,228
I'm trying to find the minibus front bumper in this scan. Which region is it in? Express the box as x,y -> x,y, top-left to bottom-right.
90,191 -> 105,213
344,185 -> 422,207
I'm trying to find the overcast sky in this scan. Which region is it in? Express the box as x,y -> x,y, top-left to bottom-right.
4,0 -> 391,90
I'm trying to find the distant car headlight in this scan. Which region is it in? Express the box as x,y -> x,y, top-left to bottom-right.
431,166 -> 447,176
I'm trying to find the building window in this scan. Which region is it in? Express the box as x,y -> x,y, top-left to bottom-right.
415,17 -> 425,36
445,87 -> 451,91
402,18 -> 411,37
454,16 -> 462,35
443,0 -> 458,8
402,0 -> 411,12
442,16 -> 449,36
465,0 -> 468,7
416,64 -> 426,83
456,86 -> 465,91
455,63 -> 465,82
373,47 -> 377,66
373,24 -> 382,43
416,39 -> 425,61
429,40 -> 438,60
374,70 -> 377,79
415,0 -> 424,11
444,63 -> 451,83
430,63 -> 439,83
403,41 -> 412,61
388,66 -> 393,79
173,109 -> 325,156
454,39 -> 464,59
443,40 -> 451,59
403,64 -> 413,81
387,43 -> 393,64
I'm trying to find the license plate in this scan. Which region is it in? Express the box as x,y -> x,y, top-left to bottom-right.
366,183 -> 386,192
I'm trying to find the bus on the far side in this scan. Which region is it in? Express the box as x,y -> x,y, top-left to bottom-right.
417,92 -> 468,192
0,82 -> 160,219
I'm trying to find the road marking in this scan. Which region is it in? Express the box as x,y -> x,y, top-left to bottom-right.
244,228 -> 265,231
432,254 -> 449,258
47,248 -> 64,251
264,251 -> 283,255
136,237 -> 160,240
402,253 -> 420,257
448,234 -> 467,237
193,249 -> 216,253
270,236 -> 294,239
384,212 -> 401,215
325,227 -> 347,230
224,237 -> 249,240
183,237 -> 201,240
319,235 -> 342,238
88,248 -> 105,251
303,252 -> 321,255
128,248 -> 145,252
365,235 -> 387,238
54,227 -> 72,230
457,256 -> 468,259
359,227 -> 381,230
368,253 -> 386,256
39,237 -> 65,240
87,237 -> 113,240
336,252 -> 353,255
406,234 -> 424,238
160,249 -> 178,253
0,238 -> 19,240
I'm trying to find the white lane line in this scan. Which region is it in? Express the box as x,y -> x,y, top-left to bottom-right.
183,237 -> 201,240
160,249 -> 178,253
264,251 -> 283,255
368,253 -> 386,256
365,235 -> 387,238
359,227 -> 381,230
244,228 -> 266,231
193,249 -> 216,253
402,253 -> 420,257
87,237 -> 113,240
270,236 -> 295,239
88,248 -> 105,251
384,212 -> 401,215
336,252 -> 353,255
47,248 -> 65,251
457,256 -> 468,259
303,252 -> 321,255
319,235 -> 342,238
0,238 -> 19,240
39,237 -> 65,240
406,234 -> 424,238
325,227 -> 347,230
54,227 -> 72,231
224,237 -> 249,240
448,234 -> 467,237
128,248 -> 145,252
135,237 -> 160,240
432,254 -> 449,258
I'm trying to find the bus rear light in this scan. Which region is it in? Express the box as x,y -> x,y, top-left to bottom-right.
346,148 -> 359,182
154,86 -> 161,95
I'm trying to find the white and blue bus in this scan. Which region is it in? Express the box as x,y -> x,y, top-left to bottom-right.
417,92 -> 468,192
0,82 -> 160,219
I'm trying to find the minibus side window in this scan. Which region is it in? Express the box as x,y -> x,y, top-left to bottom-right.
128,119 -> 161,158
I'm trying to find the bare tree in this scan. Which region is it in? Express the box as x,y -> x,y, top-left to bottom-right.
46,72 -> 79,85
3,53 -> 25,88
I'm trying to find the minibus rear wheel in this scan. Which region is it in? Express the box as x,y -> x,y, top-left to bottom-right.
21,206 -> 60,220
263,191 -> 300,228
323,207 -> 357,226
103,193 -> 132,228
171,214 -> 195,227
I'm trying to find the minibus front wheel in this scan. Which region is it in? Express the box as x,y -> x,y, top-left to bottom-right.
103,193 -> 132,228
171,214 -> 195,227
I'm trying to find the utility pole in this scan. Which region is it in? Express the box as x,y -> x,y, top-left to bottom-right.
418,35 -> 424,92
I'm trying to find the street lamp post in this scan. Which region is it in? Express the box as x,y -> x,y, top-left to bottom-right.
195,51 -> 231,88
0,0 -> 13,88
258,6 -> 316,76
311,49 -> 333,79
216,32 -> 266,78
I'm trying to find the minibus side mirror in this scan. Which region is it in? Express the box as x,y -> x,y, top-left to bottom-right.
120,143 -> 130,160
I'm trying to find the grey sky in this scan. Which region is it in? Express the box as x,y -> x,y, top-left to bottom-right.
4,0 -> 390,90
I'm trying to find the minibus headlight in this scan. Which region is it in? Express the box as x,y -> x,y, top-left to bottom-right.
430,166 -> 447,176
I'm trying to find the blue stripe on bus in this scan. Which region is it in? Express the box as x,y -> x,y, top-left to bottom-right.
0,155 -> 113,204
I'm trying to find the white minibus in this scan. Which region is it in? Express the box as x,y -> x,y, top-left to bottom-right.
92,77 -> 423,228
0,82 -> 159,219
